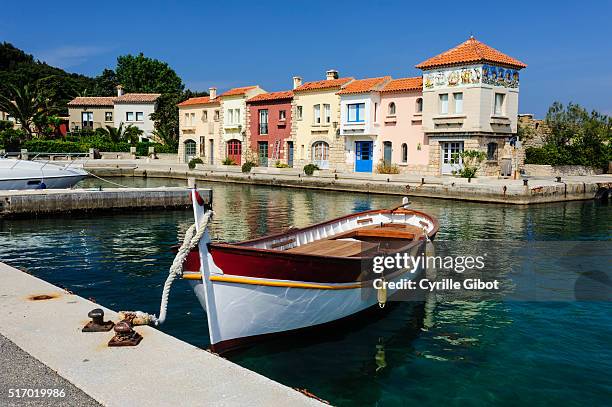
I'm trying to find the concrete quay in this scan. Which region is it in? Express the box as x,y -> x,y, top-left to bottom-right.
0,187 -> 209,218
0,262 -> 324,407
84,160 -> 612,205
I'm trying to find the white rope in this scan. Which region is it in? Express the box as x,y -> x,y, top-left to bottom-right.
119,210 -> 213,326
84,170 -> 131,188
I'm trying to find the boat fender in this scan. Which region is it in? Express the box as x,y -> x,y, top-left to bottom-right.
377,277 -> 387,308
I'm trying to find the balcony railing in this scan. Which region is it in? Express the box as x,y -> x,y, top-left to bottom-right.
259,123 -> 268,135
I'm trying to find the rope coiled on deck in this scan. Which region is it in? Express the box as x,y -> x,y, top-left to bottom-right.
119,210 -> 213,326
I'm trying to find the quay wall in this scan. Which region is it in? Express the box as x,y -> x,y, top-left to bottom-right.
0,187 -> 202,218
86,164 -> 612,205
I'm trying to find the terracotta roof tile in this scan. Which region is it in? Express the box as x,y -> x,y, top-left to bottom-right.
177,96 -> 220,107
247,91 -> 293,103
337,76 -> 391,95
415,37 -> 527,70
381,77 -> 423,93
67,96 -> 115,106
219,86 -> 258,97
114,93 -> 161,103
294,77 -> 354,92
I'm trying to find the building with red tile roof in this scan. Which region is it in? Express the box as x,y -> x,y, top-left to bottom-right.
380,77 -> 423,93
417,37 -> 527,176
67,86 -> 161,141
178,88 -> 223,164
416,36 -> 527,70
247,91 -> 294,166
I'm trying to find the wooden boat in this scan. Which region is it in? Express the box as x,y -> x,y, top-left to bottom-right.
184,189 -> 439,353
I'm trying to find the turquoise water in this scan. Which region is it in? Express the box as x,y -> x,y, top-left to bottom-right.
0,177 -> 610,406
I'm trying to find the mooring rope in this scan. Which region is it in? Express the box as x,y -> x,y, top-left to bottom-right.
84,170 -> 131,188
119,210 -> 213,326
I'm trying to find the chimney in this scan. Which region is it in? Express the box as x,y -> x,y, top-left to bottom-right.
209,87 -> 217,100
116,85 -> 124,97
326,70 -> 339,80
292,76 -> 303,89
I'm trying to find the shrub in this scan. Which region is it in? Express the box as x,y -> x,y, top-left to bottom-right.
375,160 -> 400,174
20,139 -> 177,156
241,161 -> 256,173
452,150 -> 486,178
0,128 -> 27,151
188,157 -> 203,169
274,161 -> 289,168
303,163 -> 319,176
222,157 -> 236,166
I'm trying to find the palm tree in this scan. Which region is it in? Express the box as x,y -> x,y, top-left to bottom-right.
0,84 -> 41,138
103,123 -> 124,143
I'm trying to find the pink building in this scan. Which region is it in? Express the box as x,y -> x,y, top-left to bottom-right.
379,77 -> 430,173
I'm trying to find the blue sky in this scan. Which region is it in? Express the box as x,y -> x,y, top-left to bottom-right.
2,0 -> 611,117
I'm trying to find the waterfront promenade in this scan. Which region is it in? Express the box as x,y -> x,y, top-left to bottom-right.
0,262 -> 324,406
83,159 -> 612,205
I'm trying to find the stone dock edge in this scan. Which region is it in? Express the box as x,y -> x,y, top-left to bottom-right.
0,262 -> 324,407
86,164 -> 612,205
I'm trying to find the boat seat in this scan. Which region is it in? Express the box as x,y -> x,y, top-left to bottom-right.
286,239 -> 378,257
335,223 -> 424,240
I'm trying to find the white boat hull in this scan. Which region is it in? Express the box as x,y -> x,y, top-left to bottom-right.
0,159 -> 88,190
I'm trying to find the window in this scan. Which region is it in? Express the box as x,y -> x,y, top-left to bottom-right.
184,139 -> 197,156
259,109 -> 268,135
347,103 -> 365,122
312,141 -> 330,168
297,106 -> 303,120
401,143 -> 408,163
126,112 -> 134,121
228,109 -> 234,124
388,102 -> 396,116
203,110 -> 208,122
258,141 -> 269,166
439,94 -> 448,114
81,112 -> 93,128
453,93 -> 463,114
184,113 -> 189,125
313,104 -> 321,124
279,110 -> 286,121
494,93 -> 505,115
136,112 -> 144,121
214,110 -> 220,121
487,142 -> 498,160
234,109 -> 241,123
105,112 -> 113,122
416,98 -> 423,113
324,104 -> 331,123
374,102 -> 378,122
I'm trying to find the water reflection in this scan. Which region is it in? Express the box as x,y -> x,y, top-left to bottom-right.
0,178 -> 609,406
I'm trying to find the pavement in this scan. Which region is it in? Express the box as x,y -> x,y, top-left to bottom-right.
0,262 -> 324,407
0,334 -> 101,407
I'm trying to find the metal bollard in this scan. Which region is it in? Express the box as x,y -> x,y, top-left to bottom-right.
82,308 -> 114,332
108,321 -> 143,347
523,179 -> 529,186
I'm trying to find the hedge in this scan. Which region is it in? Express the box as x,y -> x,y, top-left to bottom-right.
21,140 -> 177,156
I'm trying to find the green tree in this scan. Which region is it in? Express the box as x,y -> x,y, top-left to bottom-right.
99,124 -> 142,144
115,53 -> 183,94
92,68 -> 119,96
0,83 -> 43,138
526,102 -> 611,169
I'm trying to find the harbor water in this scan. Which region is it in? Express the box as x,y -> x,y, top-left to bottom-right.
0,177 -> 610,406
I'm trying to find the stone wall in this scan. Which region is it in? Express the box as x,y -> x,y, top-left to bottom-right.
523,164 -> 603,177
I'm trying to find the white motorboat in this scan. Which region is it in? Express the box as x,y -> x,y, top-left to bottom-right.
0,158 -> 89,190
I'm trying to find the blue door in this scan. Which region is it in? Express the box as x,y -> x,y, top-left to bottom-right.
355,141 -> 373,172
287,142 -> 294,167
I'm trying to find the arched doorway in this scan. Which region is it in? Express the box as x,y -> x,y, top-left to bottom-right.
226,139 -> 242,165
312,141 -> 329,169
184,139 -> 196,163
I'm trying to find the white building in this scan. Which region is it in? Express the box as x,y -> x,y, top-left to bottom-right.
337,77 -> 391,173
112,86 -> 160,142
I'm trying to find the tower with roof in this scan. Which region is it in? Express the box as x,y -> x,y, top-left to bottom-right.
416,37 -> 527,176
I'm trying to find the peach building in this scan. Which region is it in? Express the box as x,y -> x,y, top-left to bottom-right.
378,77 -> 430,173
177,88 -> 221,164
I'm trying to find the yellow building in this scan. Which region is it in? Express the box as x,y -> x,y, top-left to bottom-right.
177,88 -> 221,164
290,70 -> 353,170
